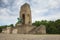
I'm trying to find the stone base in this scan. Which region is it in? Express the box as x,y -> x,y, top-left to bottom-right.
13,24 -> 46,34
16,24 -> 35,34
1,24 -> 46,34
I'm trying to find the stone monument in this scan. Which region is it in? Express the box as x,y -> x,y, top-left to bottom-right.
1,3 -> 46,34
15,3 -> 46,34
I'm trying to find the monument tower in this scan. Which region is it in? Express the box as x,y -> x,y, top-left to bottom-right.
20,3 -> 32,25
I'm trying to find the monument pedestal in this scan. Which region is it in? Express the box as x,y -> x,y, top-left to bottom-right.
15,24 -> 35,34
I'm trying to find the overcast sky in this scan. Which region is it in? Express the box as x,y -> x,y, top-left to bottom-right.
0,0 -> 60,25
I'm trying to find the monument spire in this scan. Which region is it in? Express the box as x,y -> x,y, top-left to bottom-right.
20,3 -> 32,25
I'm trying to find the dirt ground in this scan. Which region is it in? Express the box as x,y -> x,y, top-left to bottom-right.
0,34 -> 60,40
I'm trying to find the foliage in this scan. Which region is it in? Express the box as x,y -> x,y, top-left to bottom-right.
32,19 -> 60,34
9,24 -> 14,27
0,19 -> 60,34
0,28 -> 2,33
0,24 -> 14,28
0,24 -> 14,33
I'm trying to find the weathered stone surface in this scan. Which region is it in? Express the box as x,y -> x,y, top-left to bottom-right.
12,28 -> 18,34
38,25 -> 46,34
0,34 -> 60,40
20,3 -> 32,25
15,3 -> 46,34
2,27 -> 12,34
17,25 -> 36,34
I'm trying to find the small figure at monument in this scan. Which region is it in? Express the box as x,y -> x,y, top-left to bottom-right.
17,18 -> 22,24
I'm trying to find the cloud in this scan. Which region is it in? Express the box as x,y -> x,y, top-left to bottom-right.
48,0 -> 60,8
30,0 -> 60,22
0,0 -> 60,25
0,8 -> 17,25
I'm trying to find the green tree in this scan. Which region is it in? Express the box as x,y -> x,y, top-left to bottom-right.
0,28 -> 2,33
9,24 -> 14,27
32,19 -> 60,34
32,21 -> 41,27
55,19 -> 60,33
32,20 -> 48,27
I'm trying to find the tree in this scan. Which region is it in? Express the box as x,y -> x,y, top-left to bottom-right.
9,24 -> 14,27
32,21 -> 41,27
32,19 -> 60,34
32,20 -> 48,27
55,19 -> 60,33
0,28 -> 2,33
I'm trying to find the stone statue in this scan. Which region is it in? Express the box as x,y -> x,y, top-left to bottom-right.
17,18 -> 22,24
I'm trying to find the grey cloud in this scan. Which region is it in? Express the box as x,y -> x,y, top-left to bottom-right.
0,0 -> 19,16
0,0 -> 8,8
0,0 -> 60,25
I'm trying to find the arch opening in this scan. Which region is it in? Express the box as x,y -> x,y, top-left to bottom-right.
22,14 -> 25,24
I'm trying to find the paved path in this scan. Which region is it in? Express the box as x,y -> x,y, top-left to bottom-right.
0,34 -> 60,40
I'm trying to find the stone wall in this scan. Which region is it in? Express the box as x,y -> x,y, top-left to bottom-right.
17,24 -> 36,34
2,27 -> 12,34
12,28 -> 18,34
1,24 -> 46,34
38,25 -> 46,34
28,25 -> 46,34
